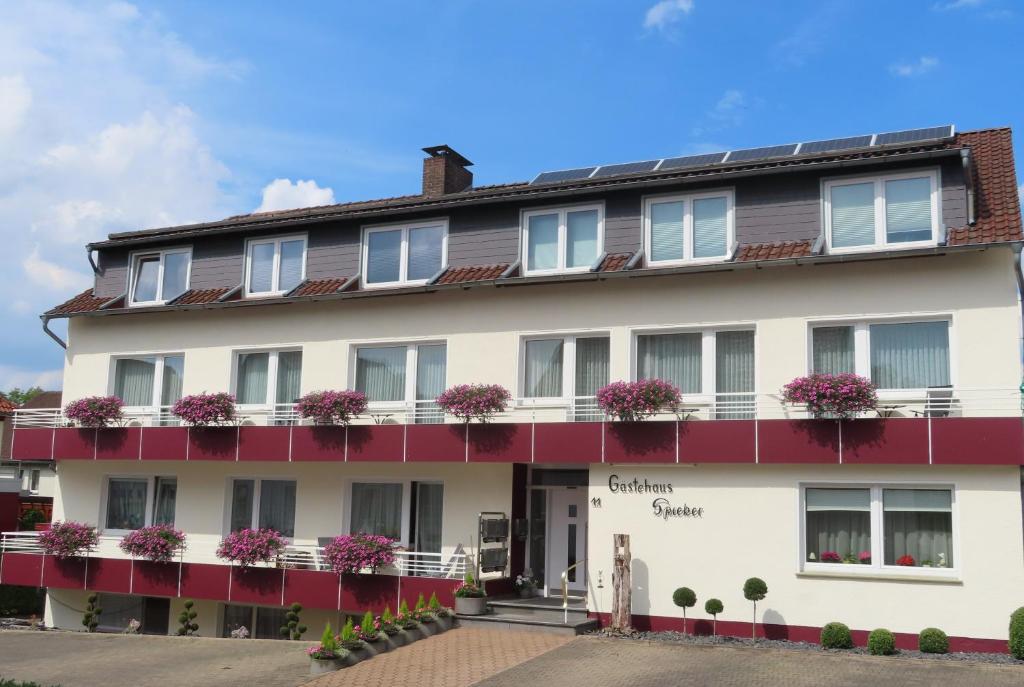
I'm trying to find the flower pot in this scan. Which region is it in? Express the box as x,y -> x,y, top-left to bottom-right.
309,657 -> 344,675
383,631 -> 406,648
435,615 -> 455,632
346,644 -> 375,662
402,626 -> 424,642
340,651 -> 360,667
418,620 -> 438,636
518,588 -> 536,599
369,636 -> 389,653
455,596 -> 487,616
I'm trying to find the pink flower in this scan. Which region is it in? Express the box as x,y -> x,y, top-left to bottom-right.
119,525 -> 187,563
322,533 -> 397,575
39,521 -> 98,559
436,384 -> 511,423
64,396 -> 124,428
172,392 -> 237,426
596,379 -> 681,422
820,551 -> 842,563
296,390 -> 368,426
781,374 -> 877,419
858,551 -> 872,563
216,528 -> 285,568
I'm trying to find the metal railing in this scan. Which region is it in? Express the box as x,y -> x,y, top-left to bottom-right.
560,560 -> 584,624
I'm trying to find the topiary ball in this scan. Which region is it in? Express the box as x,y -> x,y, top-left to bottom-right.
820,622 -> 853,649
705,598 -> 724,615
868,628 -> 896,656
743,577 -> 767,601
919,627 -> 949,654
672,587 -> 697,609
1010,607 -> 1024,660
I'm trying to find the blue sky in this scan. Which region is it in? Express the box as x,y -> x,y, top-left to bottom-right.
0,0 -> 1021,391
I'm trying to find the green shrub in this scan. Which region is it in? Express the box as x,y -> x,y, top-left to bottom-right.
918,627 -> 949,654
672,587 -> 696,633
742,577 -> 767,641
0,585 -> 44,616
18,509 -> 46,531
704,598 -> 723,636
820,622 -> 853,649
1009,607 -> 1024,660
176,599 -> 198,636
0,679 -> 61,687
868,628 -> 896,656
280,602 -> 306,640
82,593 -> 101,632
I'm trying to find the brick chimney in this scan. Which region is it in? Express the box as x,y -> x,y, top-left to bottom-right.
421,145 -> 473,196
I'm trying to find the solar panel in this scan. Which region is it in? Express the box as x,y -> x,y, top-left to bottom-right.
532,167 -> 597,184
727,144 -> 799,163
659,152 -> 728,170
799,135 -> 874,155
874,125 -> 954,146
590,160 -> 660,178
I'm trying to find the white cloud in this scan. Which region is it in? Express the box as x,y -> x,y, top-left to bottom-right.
691,89 -> 751,137
643,0 -> 694,30
890,56 -> 939,77
0,365 -> 64,391
932,0 -> 984,9
0,75 -> 32,139
23,246 -> 91,292
254,178 -> 336,214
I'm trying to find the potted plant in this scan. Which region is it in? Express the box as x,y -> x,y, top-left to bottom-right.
378,606 -> 405,647
413,593 -> 438,635
436,384 -> 511,423
397,599 -> 423,641
337,617 -> 372,662
781,373 -> 877,419
64,396 -> 125,428
514,572 -> 538,599
356,610 -> 386,651
119,524 -> 186,563
216,528 -> 285,569
321,533 -> 397,575
307,623 -> 347,674
453,572 -> 487,615
296,390 -> 368,426
172,392 -> 237,426
428,593 -> 454,631
596,379 -> 681,422
39,521 -> 98,559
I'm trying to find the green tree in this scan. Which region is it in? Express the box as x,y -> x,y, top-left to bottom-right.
5,387 -> 43,406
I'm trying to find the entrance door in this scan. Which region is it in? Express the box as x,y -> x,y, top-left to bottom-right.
545,487 -> 587,594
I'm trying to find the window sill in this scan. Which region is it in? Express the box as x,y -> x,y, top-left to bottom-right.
827,241 -> 938,256
797,569 -> 961,584
522,267 -> 592,277
646,257 -> 729,269
361,280 -> 430,290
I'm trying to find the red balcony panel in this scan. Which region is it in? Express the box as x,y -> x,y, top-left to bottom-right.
95,427 -> 142,461
282,568 -> 340,611
347,425 -> 405,462
85,557 -> 132,593
931,417 -> 1024,465
11,428 -> 55,461
179,562 -> 231,601
406,424 -> 466,462
339,573 -> 399,613
533,422 -> 602,464
0,552 -> 43,587
229,566 -> 285,605
291,426 -> 345,462
238,426 -> 291,462
678,420 -> 756,463
132,561 -> 182,597
53,429 -> 95,461
42,556 -> 87,590
468,423 -> 532,463
398,576 -> 460,608
758,419 -> 839,464
604,422 -> 676,464
140,427 -> 189,461
187,427 -> 238,462
841,419 -> 929,465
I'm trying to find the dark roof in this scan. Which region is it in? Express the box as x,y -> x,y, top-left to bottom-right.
946,128 -> 1022,246
436,264 -> 509,285
290,278 -> 349,297
20,391 -> 62,409
734,241 -> 814,262
173,288 -> 231,305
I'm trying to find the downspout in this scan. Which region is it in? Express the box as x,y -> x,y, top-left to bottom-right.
961,149 -> 976,225
1014,243 -> 1024,408
85,247 -> 100,276
40,315 -> 67,349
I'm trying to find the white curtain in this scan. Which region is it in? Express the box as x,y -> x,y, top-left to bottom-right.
574,337 -> 609,397
716,330 -> 754,418
527,214 -> 559,271
356,347 -> 407,402
106,478 -> 148,530
351,482 -> 403,540
275,351 -> 303,404
812,326 -> 855,375
258,480 -> 296,537
831,182 -> 875,248
650,200 -> 684,262
637,332 -> 701,393
693,196 -> 728,258
414,482 -> 444,554
883,489 -> 953,566
161,252 -> 189,301
524,339 -> 563,398
230,480 -> 255,532
415,344 -> 446,424
237,352 -> 269,404
408,226 -> 444,280
805,488 -> 871,561
161,356 -> 185,406
366,229 -> 402,284
249,242 -> 275,292
153,477 -> 177,526
885,177 -> 933,243
278,239 -> 305,292
870,321 -> 949,389
566,209 -> 598,268
115,357 -> 156,406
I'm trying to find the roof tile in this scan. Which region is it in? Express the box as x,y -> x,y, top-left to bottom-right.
436,264 -> 509,285
290,278 -> 349,296
598,252 -> 633,272
45,289 -> 107,316
173,288 -> 231,305
734,240 -> 814,262
946,129 -> 1022,246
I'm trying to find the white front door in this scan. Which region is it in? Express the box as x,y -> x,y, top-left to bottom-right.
546,487 -> 587,594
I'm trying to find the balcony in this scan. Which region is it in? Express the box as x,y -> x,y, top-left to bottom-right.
8,388 -> 1024,465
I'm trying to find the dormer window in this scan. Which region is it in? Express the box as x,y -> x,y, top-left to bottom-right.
245,234 -> 306,297
522,204 -> 603,275
644,190 -> 734,266
129,248 -> 191,306
825,170 -> 940,252
362,220 -> 447,288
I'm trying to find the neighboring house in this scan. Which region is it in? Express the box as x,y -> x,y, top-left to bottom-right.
4,126 -> 1024,647
3,392 -> 60,500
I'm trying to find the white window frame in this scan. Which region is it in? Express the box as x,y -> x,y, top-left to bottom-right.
127,247 -> 192,306
100,474 -> 176,535
244,234 -> 308,297
517,332 -> 612,406
361,219 -> 449,289
629,324 -> 757,403
520,202 -> 605,275
349,340 -> 447,410
230,347 -> 303,409
806,314 -> 955,397
107,353 -> 185,410
799,482 -> 959,581
224,476 -> 297,540
642,189 -> 735,267
823,168 -> 942,254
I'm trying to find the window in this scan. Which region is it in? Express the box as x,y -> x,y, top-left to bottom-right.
350,482 -> 403,540
348,480 -> 443,550
28,469 -> 40,493
103,476 -> 177,532
245,235 -> 306,296
129,248 -> 191,306
363,221 -> 447,287
521,335 -> 610,409
825,170 -> 940,252
111,354 -> 184,408
221,604 -> 288,640
803,485 -> 955,574
234,349 -> 303,406
522,204 -> 603,274
644,190 -> 734,266
354,343 -> 446,417
810,319 -> 951,391
229,478 -> 296,538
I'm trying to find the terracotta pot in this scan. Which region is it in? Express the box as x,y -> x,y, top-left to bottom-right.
455,596 -> 487,615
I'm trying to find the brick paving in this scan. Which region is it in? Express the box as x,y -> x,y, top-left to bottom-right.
474,637 -> 1024,687
308,627 -> 572,687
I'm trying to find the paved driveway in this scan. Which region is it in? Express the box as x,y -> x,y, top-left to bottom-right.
475,637 -> 1024,687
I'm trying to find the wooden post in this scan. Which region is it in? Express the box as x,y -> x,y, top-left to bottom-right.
611,533 -> 631,631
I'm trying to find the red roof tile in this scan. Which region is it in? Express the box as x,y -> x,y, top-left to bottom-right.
734,240 -> 814,262
436,264 -> 509,284
946,129 -> 1022,246
46,289 -> 108,316
290,278 -> 349,296
598,252 -> 633,272
173,288 -> 231,305
0,395 -> 15,413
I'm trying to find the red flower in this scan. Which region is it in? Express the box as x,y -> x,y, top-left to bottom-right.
896,554 -> 916,567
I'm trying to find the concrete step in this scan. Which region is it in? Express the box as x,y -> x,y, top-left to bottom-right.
455,611 -> 599,636
487,600 -> 590,624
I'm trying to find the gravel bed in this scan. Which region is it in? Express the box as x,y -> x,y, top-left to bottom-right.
594,628 -> 1024,666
